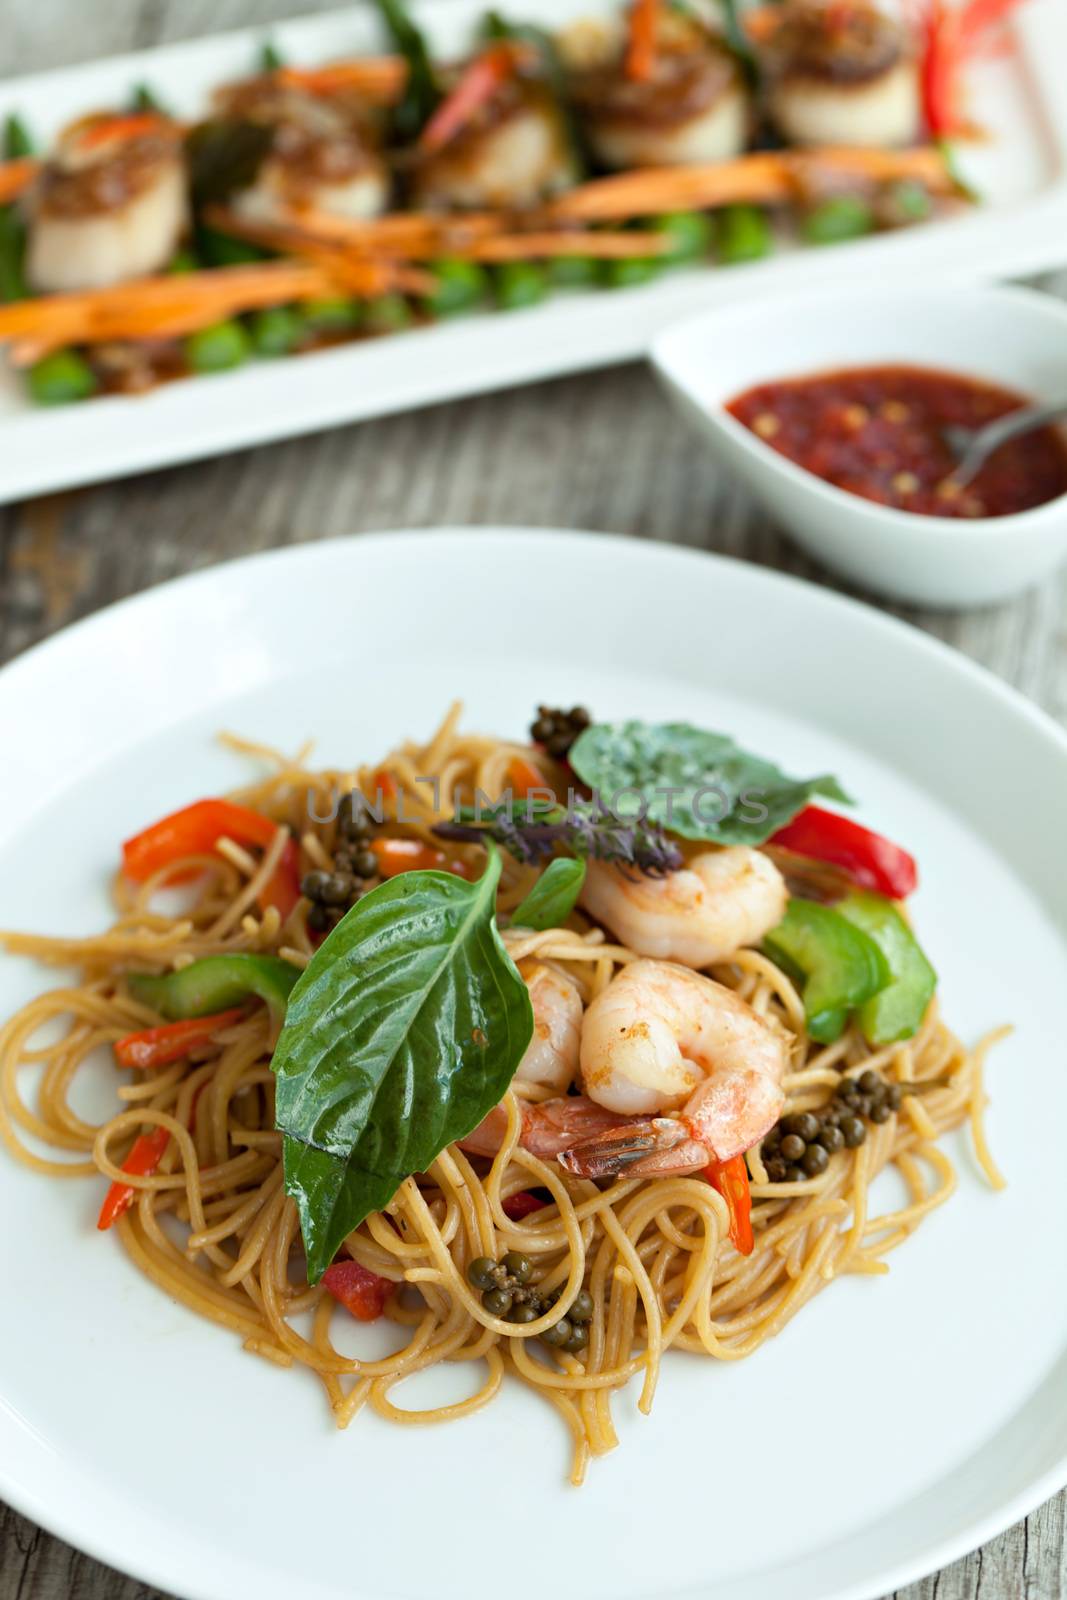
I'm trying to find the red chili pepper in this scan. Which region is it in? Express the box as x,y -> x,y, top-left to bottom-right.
322,1259 -> 393,1321
419,43 -> 518,153
626,0 -> 661,81
97,1126 -> 170,1231
770,805 -> 918,900
502,1191 -> 548,1220
507,756 -> 547,799
705,1154 -> 753,1256
113,1007 -> 247,1070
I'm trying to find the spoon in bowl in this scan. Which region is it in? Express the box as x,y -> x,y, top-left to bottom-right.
941,397 -> 1067,490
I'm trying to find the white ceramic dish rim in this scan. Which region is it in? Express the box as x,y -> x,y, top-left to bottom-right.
1,528 -> 1067,1600
0,0 -> 1064,504
651,281 -> 1067,543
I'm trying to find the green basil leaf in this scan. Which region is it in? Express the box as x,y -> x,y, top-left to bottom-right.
569,720 -> 851,846
511,856 -> 587,931
272,844 -> 532,1282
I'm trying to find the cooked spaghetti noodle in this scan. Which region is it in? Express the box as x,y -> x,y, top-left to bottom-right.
0,706 -> 1004,1482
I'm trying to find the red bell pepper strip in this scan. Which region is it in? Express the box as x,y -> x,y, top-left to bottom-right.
918,0 -> 1024,138
419,43 -> 517,153
97,1125 -> 170,1231
626,0 -> 660,81
706,1154 -> 753,1256
122,798 -> 279,880
114,1007 -> 247,1070
259,836 -> 301,921
502,1190 -> 548,1220
508,756 -> 547,799
770,805 -> 918,900
371,837 -> 448,877
322,1259 -> 393,1321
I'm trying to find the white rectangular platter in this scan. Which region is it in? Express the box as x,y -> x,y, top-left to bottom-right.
0,0 -> 1065,505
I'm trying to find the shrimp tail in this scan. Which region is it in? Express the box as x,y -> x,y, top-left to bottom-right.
558,1117 -> 708,1179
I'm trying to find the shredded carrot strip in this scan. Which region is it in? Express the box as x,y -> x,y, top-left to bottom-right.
73,112 -> 169,151
274,57 -> 407,100
419,44 -> 518,154
626,0 -> 661,82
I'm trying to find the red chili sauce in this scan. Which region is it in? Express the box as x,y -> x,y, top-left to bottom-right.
727,365 -> 1067,519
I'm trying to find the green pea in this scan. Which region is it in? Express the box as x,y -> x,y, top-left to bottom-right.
422,258 -> 490,318
166,248 -> 199,276
482,1286 -> 514,1317
467,1256 -> 499,1291
881,179 -> 932,227
249,304 -> 305,356
4,113 -> 33,159
568,1289 -> 594,1324
27,349 -> 98,406
502,1250 -> 532,1284
800,196 -> 874,246
717,204 -> 772,265
184,319 -> 252,374
197,225 -> 266,268
494,261 -> 549,311
600,256 -> 662,290
652,210 -> 713,266
363,293 -> 414,334
549,254 -> 599,288
302,296 -> 362,334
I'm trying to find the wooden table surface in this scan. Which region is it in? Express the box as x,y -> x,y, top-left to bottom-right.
2,3 -> 1066,1597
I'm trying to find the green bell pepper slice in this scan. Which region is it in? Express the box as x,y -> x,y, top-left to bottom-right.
764,898 -> 890,1044
836,891 -> 936,1045
128,954 -> 301,1021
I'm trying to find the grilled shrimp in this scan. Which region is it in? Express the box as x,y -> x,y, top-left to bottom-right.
26,111 -> 187,292
580,846 -> 787,969
562,10 -> 750,170
559,959 -> 788,1179
764,0 -> 920,149
459,959 -> 595,1157
214,76 -> 390,224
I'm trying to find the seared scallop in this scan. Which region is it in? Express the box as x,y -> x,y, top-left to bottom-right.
408,74 -> 577,212
562,10 -> 750,170
25,111 -> 187,293
765,0 -> 920,149
213,75 -> 390,223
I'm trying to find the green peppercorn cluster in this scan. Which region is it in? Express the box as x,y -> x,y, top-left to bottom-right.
467,1253 -> 593,1355
529,705 -> 592,762
762,1069 -> 903,1183
302,793 -> 382,933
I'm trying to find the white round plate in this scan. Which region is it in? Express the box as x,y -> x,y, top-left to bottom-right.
1,529 -> 1065,1600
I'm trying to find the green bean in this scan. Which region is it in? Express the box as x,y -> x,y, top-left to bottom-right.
800,196 -> 874,246
421,258 -> 490,317
717,204 -> 772,265
248,304 -> 305,356
3,113 -> 33,159
166,248 -> 199,275
27,350 -> 98,406
652,209 -> 714,266
184,319 -> 252,373
197,225 -> 266,267
0,209 -> 27,303
363,293 -> 414,334
494,260 -> 549,311
548,254 -> 599,288
600,256 -> 662,290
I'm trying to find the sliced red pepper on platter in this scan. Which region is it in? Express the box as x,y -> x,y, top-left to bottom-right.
502,1190 -> 548,1220
97,1126 -> 170,1231
122,797 -> 299,918
322,1259 -> 393,1321
113,1007 -> 248,1070
705,1153 -> 754,1256
769,805 -> 917,900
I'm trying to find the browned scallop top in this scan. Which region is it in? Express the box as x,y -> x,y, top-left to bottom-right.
214,76 -> 383,183
569,28 -> 742,130
35,114 -> 184,219
769,1 -> 908,85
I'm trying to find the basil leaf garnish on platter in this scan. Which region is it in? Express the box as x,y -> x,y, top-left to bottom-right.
511,856 -> 586,931
272,844 -> 533,1282
568,720 -> 850,846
